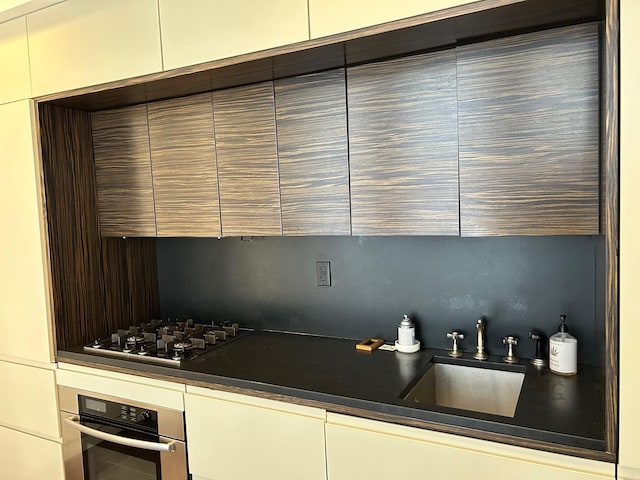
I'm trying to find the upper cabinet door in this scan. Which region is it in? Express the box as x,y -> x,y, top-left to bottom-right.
308,0 -> 476,38
148,93 -> 221,237
213,82 -> 282,236
0,101 -> 53,364
347,50 -> 459,236
27,0 -> 162,97
0,17 -> 31,104
92,105 -> 157,237
457,24 -> 600,236
159,0 -> 309,71
275,69 -> 351,235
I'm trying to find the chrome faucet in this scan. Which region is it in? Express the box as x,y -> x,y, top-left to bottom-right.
473,318 -> 488,360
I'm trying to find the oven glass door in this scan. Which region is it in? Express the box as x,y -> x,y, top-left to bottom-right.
81,418 -> 161,480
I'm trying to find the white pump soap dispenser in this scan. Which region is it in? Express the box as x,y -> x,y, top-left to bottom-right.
549,314 -> 578,375
395,314 -> 420,353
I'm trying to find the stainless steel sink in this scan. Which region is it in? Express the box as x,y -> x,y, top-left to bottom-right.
402,359 -> 525,417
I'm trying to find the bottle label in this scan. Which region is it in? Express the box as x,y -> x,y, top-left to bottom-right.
398,327 -> 414,346
549,338 -> 577,374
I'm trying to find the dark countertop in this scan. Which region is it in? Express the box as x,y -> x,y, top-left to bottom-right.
57,330 -> 609,461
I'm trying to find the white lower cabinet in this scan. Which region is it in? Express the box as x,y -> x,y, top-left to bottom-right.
0,360 -> 59,439
325,413 -> 614,480
184,386 -> 327,480
0,424 -> 64,480
619,466 -> 640,480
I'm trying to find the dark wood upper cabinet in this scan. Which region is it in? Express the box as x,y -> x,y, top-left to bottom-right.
89,23 -> 600,239
347,50 -> 459,236
213,82 -> 282,236
275,69 -> 351,236
147,93 -> 221,237
92,104 -> 157,237
457,23 -> 600,236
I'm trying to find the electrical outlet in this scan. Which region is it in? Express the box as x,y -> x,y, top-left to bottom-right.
316,261 -> 331,286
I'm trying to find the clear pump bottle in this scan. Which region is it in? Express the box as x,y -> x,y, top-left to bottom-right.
549,314 -> 578,375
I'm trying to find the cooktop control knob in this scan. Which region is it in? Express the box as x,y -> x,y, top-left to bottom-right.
136,411 -> 151,423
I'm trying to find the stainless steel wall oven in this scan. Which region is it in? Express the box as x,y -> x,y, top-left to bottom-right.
59,386 -> 187,480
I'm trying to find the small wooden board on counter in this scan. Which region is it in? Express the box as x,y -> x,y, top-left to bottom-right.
356,338 -> 384,352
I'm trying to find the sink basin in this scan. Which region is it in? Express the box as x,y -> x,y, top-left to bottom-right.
402,358 -> 525,417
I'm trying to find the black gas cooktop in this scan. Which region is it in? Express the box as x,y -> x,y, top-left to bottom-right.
84,319 -> 248,366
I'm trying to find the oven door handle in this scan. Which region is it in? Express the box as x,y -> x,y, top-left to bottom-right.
64,415 -> 177,452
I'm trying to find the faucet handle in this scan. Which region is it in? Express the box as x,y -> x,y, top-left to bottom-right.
502,335 -> 519,364
447,331 -> 464,358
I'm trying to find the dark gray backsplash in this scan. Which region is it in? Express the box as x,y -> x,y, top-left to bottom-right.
156,236 -> 604,365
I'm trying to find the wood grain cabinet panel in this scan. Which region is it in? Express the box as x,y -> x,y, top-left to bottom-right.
92,105 -> 157,237
347,50 -> 459,236
148,93 -> 221,237
213,82 -> 282,236
275,69 -> 351,235
457,24 -> 600,236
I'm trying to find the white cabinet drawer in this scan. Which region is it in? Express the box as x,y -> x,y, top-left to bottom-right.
56,363 -> 185,411
0,361 -> 59,439
0,424 -> 64,480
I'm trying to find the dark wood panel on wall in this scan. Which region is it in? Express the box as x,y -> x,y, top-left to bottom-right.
39,104 -> 108,349
102,237 -> 161,331
148,93 -> 221,237
39,104 -> 161,350
347,50 -> 459,236
603,0 -> 618,455
92,104 -> 157,237
213,81 -> 282,236
275,69 -> 351,235
457,23 -> 600,236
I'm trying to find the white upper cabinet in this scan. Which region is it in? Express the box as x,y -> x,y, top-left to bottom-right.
158,0 -> 309,70
27,0 -> 162,97
0,16 -> 31,104
619,0 -> 640,478
0,100 -> 53,364
309,0 -> 477,38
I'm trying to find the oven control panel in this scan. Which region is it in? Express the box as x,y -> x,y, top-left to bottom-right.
79,395 -> 158,433
119,404 -> 152,424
